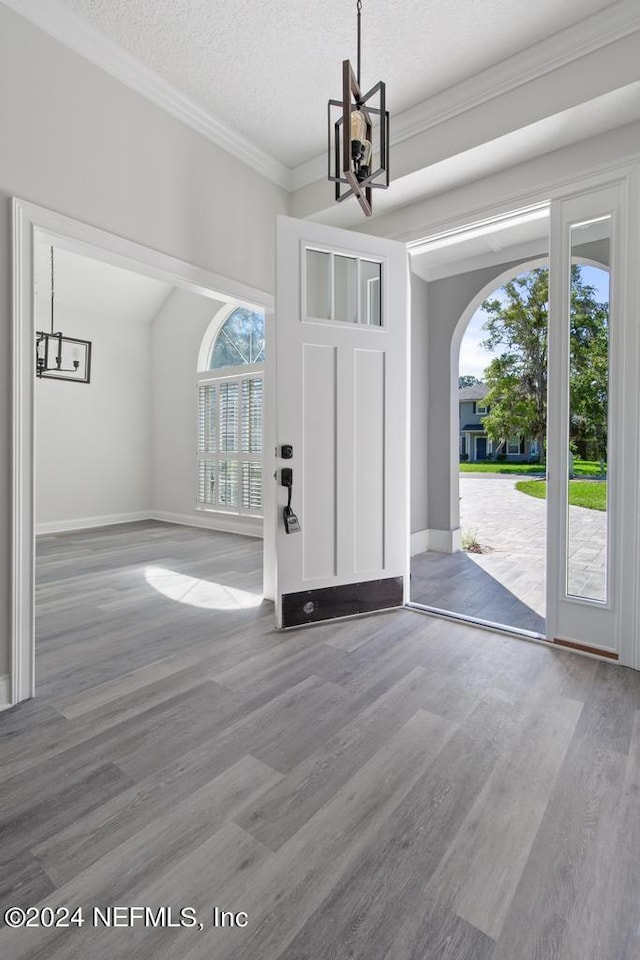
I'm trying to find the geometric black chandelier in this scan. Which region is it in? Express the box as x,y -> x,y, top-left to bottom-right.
327,0 -> 390,217
36,246 -> 92,383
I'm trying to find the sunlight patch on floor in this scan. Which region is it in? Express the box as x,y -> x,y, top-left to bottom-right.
144,566 -> 263,610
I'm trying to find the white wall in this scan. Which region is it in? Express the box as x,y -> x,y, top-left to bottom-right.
36,286 -> 261,536
36,307 -> 152,531
0,5 -> 288,680
151,288 -> 226,522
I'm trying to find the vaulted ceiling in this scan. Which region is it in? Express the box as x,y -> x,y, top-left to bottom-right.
34,243 -> 173,326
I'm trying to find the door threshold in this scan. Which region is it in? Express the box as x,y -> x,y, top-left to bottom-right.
407,602 -> 619,663
550,636 -> 618,660
407,600 -> 547,643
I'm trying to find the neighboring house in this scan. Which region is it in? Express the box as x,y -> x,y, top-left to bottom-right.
459,384 -> 539,462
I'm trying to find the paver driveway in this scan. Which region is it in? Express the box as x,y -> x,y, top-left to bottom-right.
411,475 -> 607,634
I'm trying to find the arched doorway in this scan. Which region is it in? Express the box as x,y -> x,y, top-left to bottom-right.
411,255 -> 610,637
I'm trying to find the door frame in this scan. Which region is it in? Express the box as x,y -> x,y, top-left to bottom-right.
546,182 -> 630,657
11,197 -> 274,707
404,159 -> 640,669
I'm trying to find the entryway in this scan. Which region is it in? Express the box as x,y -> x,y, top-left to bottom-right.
11,199 -> 273,707
409,211 -> 551,637
407,180 -> 635,664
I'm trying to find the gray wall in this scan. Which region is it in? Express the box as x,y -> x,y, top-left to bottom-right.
0,6 -> 288,681
573,239 -> 610,268
459,400 -> 480,425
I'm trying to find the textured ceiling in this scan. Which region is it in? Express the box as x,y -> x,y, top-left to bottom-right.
58,0 -> 620,167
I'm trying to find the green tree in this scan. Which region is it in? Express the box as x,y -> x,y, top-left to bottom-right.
569,272 -> 608,460
458,374 -> 482,389
479,266 -> 608,462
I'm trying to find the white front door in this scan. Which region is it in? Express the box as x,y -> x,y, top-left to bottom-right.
272,215 -> 409,628
546,179 -> 639,664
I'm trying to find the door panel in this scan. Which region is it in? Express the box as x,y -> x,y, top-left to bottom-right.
274,216 -> 409,628
302,343 -> 337,581
354,348 -> 385,573
547,183 -> 629,656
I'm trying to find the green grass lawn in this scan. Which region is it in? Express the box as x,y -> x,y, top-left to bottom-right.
460,459 -> 605,477
515,479 -> 607,510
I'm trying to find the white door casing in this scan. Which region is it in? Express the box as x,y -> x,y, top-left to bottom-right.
11,198 -> 274,706
273,215 -> 410,628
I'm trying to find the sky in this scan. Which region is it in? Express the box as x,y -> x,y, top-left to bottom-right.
459,264 -> 610,380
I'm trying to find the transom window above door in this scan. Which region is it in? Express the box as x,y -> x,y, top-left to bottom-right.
305,247 -> 382,326
197,306 -> 265,517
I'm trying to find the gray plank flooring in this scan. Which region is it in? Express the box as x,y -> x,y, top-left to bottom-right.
1,520 -> 639,959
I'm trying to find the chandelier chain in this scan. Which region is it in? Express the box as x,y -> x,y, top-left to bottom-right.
50,246 -> 55,335
356,0 -> 362,87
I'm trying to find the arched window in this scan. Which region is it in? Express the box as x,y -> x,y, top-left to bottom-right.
197,306 -> 265,517
208,307 -> 265,369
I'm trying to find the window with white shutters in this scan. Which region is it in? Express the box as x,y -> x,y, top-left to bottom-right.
197,307 -> 265,516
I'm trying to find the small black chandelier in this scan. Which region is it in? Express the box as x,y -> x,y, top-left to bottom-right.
36,246 -> 92,383
328,0 -> 390,217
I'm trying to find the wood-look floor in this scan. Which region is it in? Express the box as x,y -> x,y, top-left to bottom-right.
1,520 -> 639,959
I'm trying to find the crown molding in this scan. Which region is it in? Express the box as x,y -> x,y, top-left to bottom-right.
5,0 -> 638,197
290,0 -> 640,191
2,0 -> 292,191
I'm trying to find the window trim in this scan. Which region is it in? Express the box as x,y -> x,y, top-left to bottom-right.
303,244 -> 385,329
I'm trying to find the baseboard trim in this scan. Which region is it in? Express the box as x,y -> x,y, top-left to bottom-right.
0,675 -> 12,711
36,510 -> 264,540
412,528 -> 462,554
410,529 -> 430,556
36,511 -> 149,535
151,510 -> 263,539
